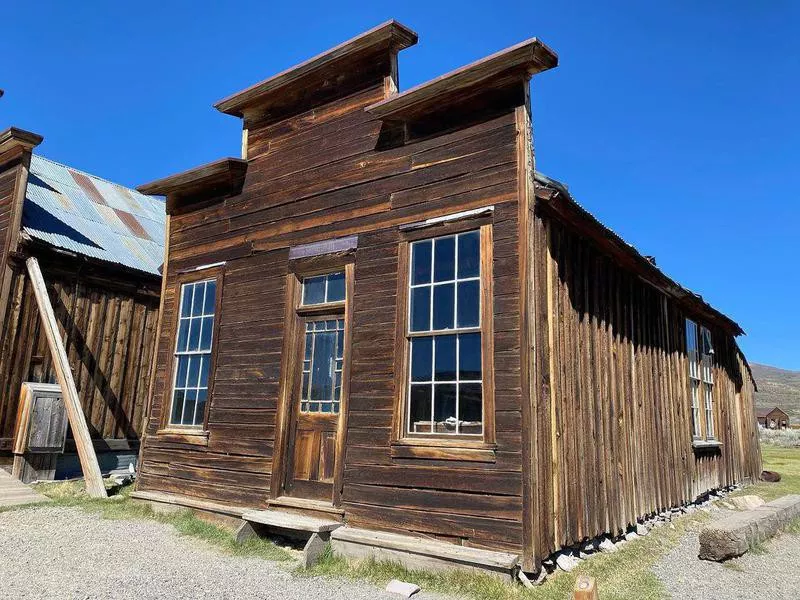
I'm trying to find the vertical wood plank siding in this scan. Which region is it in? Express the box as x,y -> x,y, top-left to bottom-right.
529,213 -> 761,558
0,264 -> 160,449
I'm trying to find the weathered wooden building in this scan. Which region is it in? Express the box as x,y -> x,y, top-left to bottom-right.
757,407 -> 789,430
0,128 -> 164,475
133,21 -> 761,571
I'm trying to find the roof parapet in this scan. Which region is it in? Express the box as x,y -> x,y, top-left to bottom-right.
214,20 -> 418,118
365,37 -> 558,122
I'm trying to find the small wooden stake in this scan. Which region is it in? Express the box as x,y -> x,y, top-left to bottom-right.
26,257 -> 107,498
574,575 -> 598,599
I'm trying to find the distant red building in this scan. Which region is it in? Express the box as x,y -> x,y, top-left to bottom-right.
757,407 -> 790,430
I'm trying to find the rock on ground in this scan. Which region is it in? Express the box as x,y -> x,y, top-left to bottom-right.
0,506 -> 442,600
653,529 -> 800,599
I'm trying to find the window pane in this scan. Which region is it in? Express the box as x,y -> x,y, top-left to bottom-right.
195,389 -> 207,426
303,276 -> 326,305
181,285 -> 194,317
203,281 -> 216,315
199,316 -> 214,351
457,231 -> 480,278
187,356 -> 201,388
191,283 -> 205,317
410,337 -> 432,382
411,240 -> 432,285
174,356 -> 189,388
304,333 -> 313,360
457,280 -> 480,327
183,390 -> 198,426
198,355 -> 210,388
171,390 -> 185,424
309,329 -> 336,402
409,385 -> 432,433
459,383 -> 482,433
326,271 -> 345,302
176,319 -> 190,352
434,335 -> 457,381
459,333 -> 482,380
433,236 -> 455,282
187,318 -> 201,351
433,383 -> 457,432
432,283 -> 454,330
410,286 -> 431,332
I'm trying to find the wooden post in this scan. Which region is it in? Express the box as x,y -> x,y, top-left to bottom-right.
574,575 -> 598,600
25,257 -> 107,498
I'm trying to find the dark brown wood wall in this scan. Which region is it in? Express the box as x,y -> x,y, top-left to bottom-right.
0,261 -> 160,450
138,73 -> 529,553
528,212 -> 762,558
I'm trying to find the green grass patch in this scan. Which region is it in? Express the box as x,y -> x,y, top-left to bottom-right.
729,445 -> 800,502
27,479 -> 291,562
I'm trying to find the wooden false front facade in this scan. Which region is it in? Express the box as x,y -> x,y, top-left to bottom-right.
135,21 -> 760,571
0,129 -> 162,471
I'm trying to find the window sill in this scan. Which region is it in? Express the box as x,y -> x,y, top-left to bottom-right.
155,429 -> 210,446
692,439 -> 722,451
390,439 -> 496,463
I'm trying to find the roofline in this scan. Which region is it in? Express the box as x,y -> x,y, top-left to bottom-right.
214,20 -> 418,118
364,37 -> 558,120
534,172 -> 745,337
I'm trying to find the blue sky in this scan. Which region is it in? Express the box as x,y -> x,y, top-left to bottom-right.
2,1 -> 798,368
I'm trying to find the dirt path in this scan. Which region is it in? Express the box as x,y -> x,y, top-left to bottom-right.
652,526 -> 800,599
0,505 -> 442,600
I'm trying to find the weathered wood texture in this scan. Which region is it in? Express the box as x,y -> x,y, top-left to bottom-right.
0,258 -> 160,451
527,209 -> 762,560
136,38 -> 760,570
138,60 -> 528,554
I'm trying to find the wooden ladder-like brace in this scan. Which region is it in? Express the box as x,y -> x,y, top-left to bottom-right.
26,257 -> 106,498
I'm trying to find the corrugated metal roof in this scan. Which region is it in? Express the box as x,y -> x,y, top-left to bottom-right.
22,154 -> 165,276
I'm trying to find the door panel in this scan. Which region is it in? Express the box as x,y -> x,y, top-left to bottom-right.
284,316 -> 345,501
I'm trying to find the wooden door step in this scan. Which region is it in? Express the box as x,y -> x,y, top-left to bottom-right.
268,495 -> 345,520
241,508 -> 342,534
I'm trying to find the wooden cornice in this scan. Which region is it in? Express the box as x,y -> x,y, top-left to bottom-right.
137,157 -> 247,215
0,127 -> 43,155
364,38 -> 558,121
534,174 -> 745,337
214,20 -> 418,118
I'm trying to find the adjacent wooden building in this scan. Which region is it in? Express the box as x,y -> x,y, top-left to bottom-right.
133,21 -> 761,571
757,407 -> 789,430
0,128 -> 164,475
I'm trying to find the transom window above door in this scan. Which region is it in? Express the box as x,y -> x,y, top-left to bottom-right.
302,271 -> 345,306
404,230 -> 486,438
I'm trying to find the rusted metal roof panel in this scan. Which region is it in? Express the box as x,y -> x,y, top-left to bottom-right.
22,155 -> 165,276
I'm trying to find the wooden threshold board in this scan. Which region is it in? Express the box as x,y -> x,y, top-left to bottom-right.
242,508 -> 343,534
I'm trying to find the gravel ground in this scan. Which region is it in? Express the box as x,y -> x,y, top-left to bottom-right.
0,506 -> 442,600
653,526 -> 800,599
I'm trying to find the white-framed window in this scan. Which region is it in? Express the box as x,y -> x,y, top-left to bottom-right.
686,319 -> 715,441
406,230 -> 483,436
170,279 -> 216,427
300,318 -> 345,414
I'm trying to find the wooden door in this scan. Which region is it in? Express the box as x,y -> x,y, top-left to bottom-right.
284,315 -> 345,501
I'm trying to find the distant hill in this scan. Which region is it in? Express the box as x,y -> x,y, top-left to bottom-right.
750,363 -> 800,423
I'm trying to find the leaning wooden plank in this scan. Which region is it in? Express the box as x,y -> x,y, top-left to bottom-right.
25,257 -> 106,498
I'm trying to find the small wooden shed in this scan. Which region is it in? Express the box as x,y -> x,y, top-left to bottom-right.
0,128 -> 164,475
133,21 -> 761,572
757,407 -> 789,430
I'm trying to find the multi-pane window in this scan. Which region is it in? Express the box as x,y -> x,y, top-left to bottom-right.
302,272 -> 345,306
686,319 -> 715,441
301,319 -> 344,414
406,230 -> 483,436
170,279 -> 216,427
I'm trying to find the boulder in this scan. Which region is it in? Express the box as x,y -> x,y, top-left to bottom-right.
555,552 -> 581,572
728,495 -> 765,511
598,537 -> 616,553
386,580 -> 420,598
